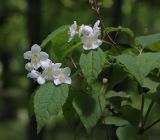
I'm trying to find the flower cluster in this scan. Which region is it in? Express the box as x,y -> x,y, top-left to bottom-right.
24,44 -> 71,85
68,20 -> 102,50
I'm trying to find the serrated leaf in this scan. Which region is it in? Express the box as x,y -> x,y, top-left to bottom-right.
73,93 -> 106,133
137,33 -> 160,48
34,83 -> 68,133
79,48 -> 105,84
116,53 -> 160,85
104,116 -> 129,126
116,125 -> 138,140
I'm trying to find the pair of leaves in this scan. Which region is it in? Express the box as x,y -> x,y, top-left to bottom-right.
116,52 -> 160,86
79,48 -> 106,84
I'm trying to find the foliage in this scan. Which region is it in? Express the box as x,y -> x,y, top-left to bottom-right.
16,0 -> 160,139
29,18 -> 160,139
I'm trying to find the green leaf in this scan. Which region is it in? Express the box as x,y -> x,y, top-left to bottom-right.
105,26 -> 134,37
116,125 -> 138,140
73,93 -> 106,133
137,33 -> 160,48
106,91 -> 130,99
104,116 -> 129,126
143,78 -> 159,93
34,83 -> 68,133
106,91 -> 130,109
109,64 -> 127,88
120,105 -> 140,126
116,53 -> 160,85
40,25 -> 69,48
62,90 -> 77,124
146,85 -> 160,105
79,48 -> 105,84
41,25 -> 82,60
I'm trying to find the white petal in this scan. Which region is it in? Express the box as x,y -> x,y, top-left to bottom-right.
62,67 -> 71,76
68,21 -> 77,42
64,77 -> 72,84
94,20 -> 100,29
37,77 -> 45,85
40,52 -> 48,61
27,70 -> 40,79
31,44 -> 41,53
41,59 -> 51,69
54,78 -> 62,85
25,62 -> 34,71
31,61 -> 41,69
24,51 -> 32,60
53,69 -> 61,78
79,25 -> 93,37
52,63 -> 62,68
83,45 -> 92,50
92,39 -> 102,49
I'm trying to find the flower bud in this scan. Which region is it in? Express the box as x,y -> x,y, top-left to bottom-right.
102,78 -> 108,84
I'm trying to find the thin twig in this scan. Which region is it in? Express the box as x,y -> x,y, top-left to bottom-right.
89,0 -> 121,54
70,57 -> 78,69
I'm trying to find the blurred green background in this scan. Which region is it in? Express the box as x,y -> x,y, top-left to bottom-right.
0,0 -> 160,140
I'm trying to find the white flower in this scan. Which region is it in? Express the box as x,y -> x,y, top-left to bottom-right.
79,25 -> 93,37
41,62 -> 62,81
27,70 -> 45,85
81,36 -> 102,50
68,21 -> 78,42
23,44 -> 49,69
54,67 -> 72,85
79,20 -> 102,50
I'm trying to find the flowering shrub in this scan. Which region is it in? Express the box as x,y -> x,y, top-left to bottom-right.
24,0 -> 160,139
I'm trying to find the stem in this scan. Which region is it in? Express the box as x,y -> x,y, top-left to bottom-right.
142,100 -> 154,128
139,94 -> 145,128
108,108 -> 118,116
70,57 -> 78,69
89,0 -> 121,54
142,119 -> 160,133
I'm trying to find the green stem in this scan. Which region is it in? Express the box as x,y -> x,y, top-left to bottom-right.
142,100 -> 154,128
139,94 -> 145,128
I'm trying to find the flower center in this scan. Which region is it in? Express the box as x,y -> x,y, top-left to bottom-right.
59,74 -> 65,82
32,53 -> 39,60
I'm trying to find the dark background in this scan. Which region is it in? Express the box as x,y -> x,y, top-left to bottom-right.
0,0 -> 160,139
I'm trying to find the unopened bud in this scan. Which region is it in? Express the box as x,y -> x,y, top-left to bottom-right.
102,78 -> 108,84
